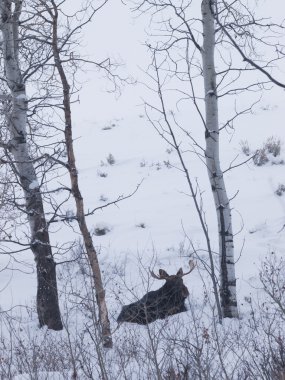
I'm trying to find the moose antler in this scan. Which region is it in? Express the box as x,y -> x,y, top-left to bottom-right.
150,268 -> 169,280
150,260 -> 196,280
178,260 -> 196,277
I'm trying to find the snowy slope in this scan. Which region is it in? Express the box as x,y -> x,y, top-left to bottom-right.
1,31 -> 285,334
1,1 -> 285,378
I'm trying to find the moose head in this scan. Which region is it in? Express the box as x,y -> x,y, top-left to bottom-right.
117,260 -> 196,324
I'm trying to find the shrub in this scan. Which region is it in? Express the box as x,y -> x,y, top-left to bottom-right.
106,153 -> 115,165
93,223 -> 111,236
136,222 -> 146,228
253,148 -> 269,166
240,140 -> 251,156
99,194 -> 108,202
97,170 -> 108,178
264,136 -> 281,157
275,184 -> 285,196
94,226 -> 110,236
253,137 -> 283,166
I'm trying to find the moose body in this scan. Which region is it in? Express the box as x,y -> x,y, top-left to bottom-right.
117,261 -> 195,324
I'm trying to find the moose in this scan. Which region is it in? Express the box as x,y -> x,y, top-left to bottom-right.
117,260 -> 196,324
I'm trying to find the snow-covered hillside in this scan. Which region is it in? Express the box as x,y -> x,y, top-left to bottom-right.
1,0 -> 285,379
2,90 -> 285,378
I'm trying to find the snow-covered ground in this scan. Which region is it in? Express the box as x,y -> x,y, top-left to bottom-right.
1,1 -> 285,379
2,90 -> 284,378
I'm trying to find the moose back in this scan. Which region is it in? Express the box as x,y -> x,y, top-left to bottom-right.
117,261 -> 195,324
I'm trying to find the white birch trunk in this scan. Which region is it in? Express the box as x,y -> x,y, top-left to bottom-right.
0,0 -> 62,329
201,0 -> 238,318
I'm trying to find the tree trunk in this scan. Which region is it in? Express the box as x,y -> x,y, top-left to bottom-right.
0,0 -> 62,330
201,0 -> 238,318
50,3 -> 112,348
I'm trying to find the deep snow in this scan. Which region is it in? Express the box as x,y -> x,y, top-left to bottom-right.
0,0 -> 285,378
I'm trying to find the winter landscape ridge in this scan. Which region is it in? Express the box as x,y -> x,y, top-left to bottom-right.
0,0 -> 285,379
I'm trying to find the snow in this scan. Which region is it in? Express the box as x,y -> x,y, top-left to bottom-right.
16,94 -> 27,101
29,179 -> 39,190
1,0 -> 285,378
3,97 -> 283,377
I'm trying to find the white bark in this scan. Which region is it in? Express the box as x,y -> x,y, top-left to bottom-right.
201,0 -> 238,318
0,0 -> 62,329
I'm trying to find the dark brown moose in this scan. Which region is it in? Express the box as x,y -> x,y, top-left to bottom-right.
117,261 -> 196,324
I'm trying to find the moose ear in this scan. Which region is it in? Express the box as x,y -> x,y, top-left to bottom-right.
182,285 -> 189,297
176,268 -> 183,276
159,269 -> 169,278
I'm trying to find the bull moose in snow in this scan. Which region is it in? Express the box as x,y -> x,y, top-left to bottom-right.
117,260 -> 196,324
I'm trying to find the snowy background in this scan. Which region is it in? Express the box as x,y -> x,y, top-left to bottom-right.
1,0 -> 285,379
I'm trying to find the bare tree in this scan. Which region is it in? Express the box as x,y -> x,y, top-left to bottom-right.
0,0 -> 133,347
144,51 -> 223,321
202,0 -> 285,315
0,0 -> 125,344
134,0 -> 253,318
212,0 -> 285,89
201,0 -> 238,317
135,0 -> 270,317
0,0 -> 62,330
20,0 -> 118,348
51,4 -> 112,347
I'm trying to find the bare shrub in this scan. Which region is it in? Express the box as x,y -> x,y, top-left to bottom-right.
253,137 -> 282,166
136,222 -> 146,228
97,170 -> 108,178
0,314 -> 73,379
240,140 -> 251,156
93,225 -> 111,236
102,122 -> 117,131
264,137 -> 281,157
239,254 -> 285,380
139,159 -> 147,167
240,307 -> 285,380
106,154 -> 116,165
275,184 -> 285,196
100,194 -> 108,202
2,253 -> 285,380
253,147 -> 269,166
259,254 -> 285,316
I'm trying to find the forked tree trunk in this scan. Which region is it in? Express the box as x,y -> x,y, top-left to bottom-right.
201,0 -> 238,318
0,0 -> 62,330
49,3 -> 112,348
